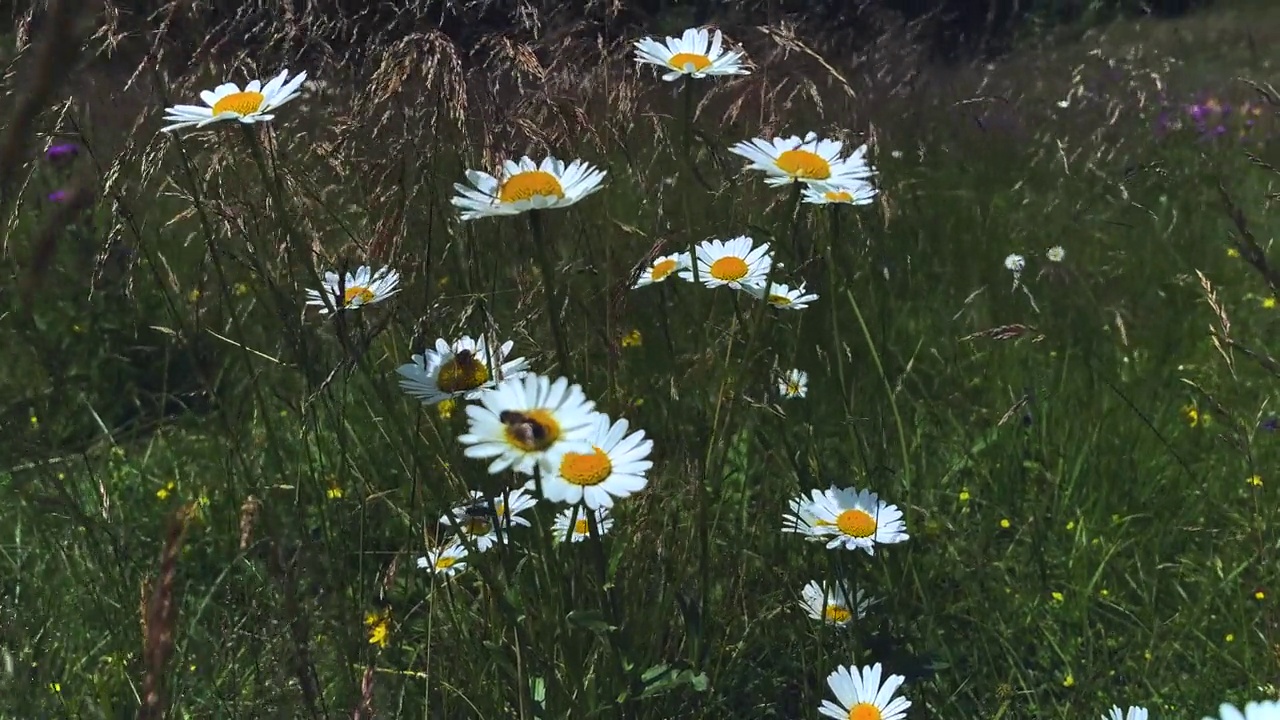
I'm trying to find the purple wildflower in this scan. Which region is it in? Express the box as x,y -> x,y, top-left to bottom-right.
45,143 -> 78,164
47,189 -> 68,203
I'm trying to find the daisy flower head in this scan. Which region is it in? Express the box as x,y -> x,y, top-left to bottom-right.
819,662 -> 911,720
744,281 -> 818,310
440,487 -> 539,552
397,335 -> 530,406
416,541 -> 469,578
632,27 -> 751,82
802,180 -> 879,206
786,486 -> 909,554
1046,245 -> 1066,263
778,369 -> 809,399
457,374 -> 598,475
632,252 -> 692,289
799,581 -> 876,627
304,265 -> 399,313
1004,253 -> 1026,277
160,69 -> 308,132
679,236 -> 772,290
782,488 -> 830,540
451,155 -> 606,221
552,505 -> 613,543
1205,702 -> 1280,720
1107,706 -> 1149,720
543,413 -> 653,509
728,133 -> 875,187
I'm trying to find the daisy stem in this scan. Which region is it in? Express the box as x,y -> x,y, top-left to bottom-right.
842,287 -> 912,496
827,206 -> 851,408
527,210 -> 572,374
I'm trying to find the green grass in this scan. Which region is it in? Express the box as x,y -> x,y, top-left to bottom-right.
3,6 -> 1280,719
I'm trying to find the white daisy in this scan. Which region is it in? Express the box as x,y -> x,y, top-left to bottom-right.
1004,253 -> 1026,276
1046,245 -> 1065,262
397,335 -> 530,406
802,180 -> 879,206
439,487 -> 538,552
799,581 -> 876,626
551,505 -> 613,543
744,281 -> 818,310
160,69 -> 308,132
632,27 -> 751,82
784,486 -> 909,554
679,236 -> 772,290
304,265 -> 399,313
633,252 -> 692,289
728,133 -> 875,187
1107,706 -> 1149,720
1206,702 -> 1280,720
542,413 -> 652,509
819,662 -> 911,720
451,155 -> 606,221
416,541 -> 468,578
457,374 -> 598,475
778,369 -> 808,399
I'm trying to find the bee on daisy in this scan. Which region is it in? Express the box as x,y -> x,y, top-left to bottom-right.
416,541 -> 469,578
397,335 -> 530,406
542,413 -> 652,509
451,155 -> 606,221
728,132 -> 875,187
802,180 -> 879,206
457,374 -> 598,475
439,487 -> 538,553
160,69 -> 308,132
777,369 -> 809,399
743,281 -> 818,310
680,236 -> 773,290
632,252 -> 692,289
819,663 -> 911,720
304,265 -> 399,313
551,505 -> 613,543
799,581 -> 876,627
782,486 -> 909,554
632,27 -> 751,82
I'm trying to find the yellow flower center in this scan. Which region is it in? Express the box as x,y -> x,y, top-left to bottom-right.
668,52 -> 712,72
848,702 -> 882,720
436,352 -> 491,394
559,446 -> 613,486
212,90 -> 266,117
785,382 -> 802,396
709,256 -> 749,281
651,258 -> 679,281
501,409 -> 561,452
824,190 -> 853,202
573,518 -> 590,534
436,556 -> 458,570
498,170 -> 565,204
824,604 -> 853,623
776,148 -> 832,180
768,294 -> 792,306
343,286 -> 375,305
835,508 -> 877,538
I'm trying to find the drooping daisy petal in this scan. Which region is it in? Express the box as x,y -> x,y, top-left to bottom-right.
541,413 -> 652,509
456,374 -> 598,475
743,281 -> 818,310
397,335 -> 530,406
678,236 -> 772,290
451,155 -> 606,220
728,133 -> 875,187
304,265 -> 399,313
633,252 -> 692,289
551,505 -> 613,543
818,662 -> 911,720
633,27 -> 751,82
161,69 -> 308,132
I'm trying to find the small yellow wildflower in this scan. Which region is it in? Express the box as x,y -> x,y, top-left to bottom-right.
365,610 -> 390,648
1226,633 -> 1236,643
999,518 -> 1011,529
437,398 -> 457,420
1248,475 -> 1264,488
1228,247 -> 1240,258
233,282 -> 249,296
29,414 -> 38,429
187,289 -> 202,302
1264,297 -> 1277,310
1182,404 -> 1208,427
1051,591 -> 1065,604
1099,588 -> 1110,598
621,329 -> 643,348
48,682 -> 61,694
958,488 -> 971,502
1062,672 -> 1075,688
1256,590 -> 1267,601
156,481 -> 177,501
326,483 -> 344,500
1065,520 -> 1076,531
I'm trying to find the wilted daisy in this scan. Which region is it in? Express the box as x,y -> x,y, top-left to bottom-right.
552,505 -> 613,543
451,155 -> 606,220
778,369 -> 809,399
799,581 -> 875,626
1046,245 -> 1065,262
160,69 -> 308,132
543,413 -> 652,509
457,374 -> 598,475
680,236 -> 772,290
632,252 -> 692,289
416,541 -> 468,578
728,133 -> 874,187
783,486 -> 908,554
802,181 -> 878,206
1107,706 -> 1149,720
1206,702 -> 1280,720
397,335 -> 530,406
632,27 -> 750,82
440,487 -> 538,552
744,281 -> 818,310
819,662 -> 911,720
304,265 -> 399,313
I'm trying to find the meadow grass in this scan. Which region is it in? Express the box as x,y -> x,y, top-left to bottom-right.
2,4 -> 1280,718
